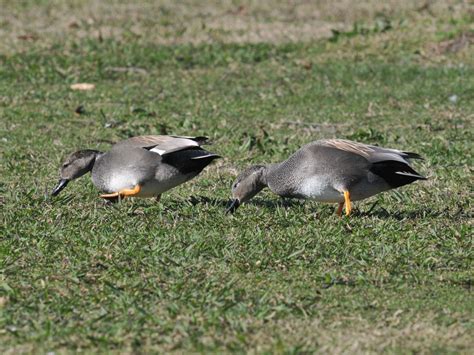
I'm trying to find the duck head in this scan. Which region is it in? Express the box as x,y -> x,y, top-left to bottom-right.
52,150 -> 102,196
226,165 -> 267,214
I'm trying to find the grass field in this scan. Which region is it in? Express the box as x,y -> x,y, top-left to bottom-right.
1,0 -> 473,353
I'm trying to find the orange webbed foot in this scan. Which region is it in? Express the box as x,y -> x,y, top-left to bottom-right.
100,185 -> 141,200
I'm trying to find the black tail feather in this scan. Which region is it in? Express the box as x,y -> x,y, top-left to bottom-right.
162,148 -> 219,175
370,160 -> 426,188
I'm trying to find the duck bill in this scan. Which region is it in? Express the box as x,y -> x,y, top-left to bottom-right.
51,179 -> 69,196
226,199 -> 240,214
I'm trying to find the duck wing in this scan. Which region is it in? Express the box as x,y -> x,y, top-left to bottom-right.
316,139 -> 426,188
317,139 -> 423,164
112,135 -> 208,155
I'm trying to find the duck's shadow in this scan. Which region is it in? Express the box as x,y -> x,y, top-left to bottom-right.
104,196 -> 464,221
162,196 -> 302,210
354,201 -> 469,220
354,207 -> 441,220
200,198 -> 451,221
101,194 -> 229,209
186,195 -> 230,208
235,198 -> 304,209
182,196 -> 309,214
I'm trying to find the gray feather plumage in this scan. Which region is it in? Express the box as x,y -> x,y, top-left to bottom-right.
230,138 -> 426,206
54,135 -> 219,198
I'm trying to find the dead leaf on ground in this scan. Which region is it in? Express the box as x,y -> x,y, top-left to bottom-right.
18,34 -> 39,41
68,21 -> 80,29
432,32 -> 474,54
70,83 -> 95,91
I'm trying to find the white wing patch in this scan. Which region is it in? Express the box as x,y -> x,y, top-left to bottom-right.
150,147 -> 166,155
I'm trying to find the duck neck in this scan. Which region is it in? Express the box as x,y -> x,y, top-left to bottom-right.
262,163 -> 282,184
90,149 -> 104,165
80,149 -> 104,176
92,150 -> 105,163
251,164 -> 269,188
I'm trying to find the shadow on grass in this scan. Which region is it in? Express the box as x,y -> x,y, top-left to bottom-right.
46,192 -> 469,222
355,202 -> 468,220
225,198 -> 467,221
183,195 -> 304,210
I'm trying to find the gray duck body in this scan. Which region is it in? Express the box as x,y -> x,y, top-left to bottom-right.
266,142 -> 391,202
228,139 -> 426,214
53,135 -> 219,199
92,146 -> 216,197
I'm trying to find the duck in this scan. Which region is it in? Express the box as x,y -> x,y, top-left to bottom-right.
52,135 -> 220,201
227,139 -> 426,216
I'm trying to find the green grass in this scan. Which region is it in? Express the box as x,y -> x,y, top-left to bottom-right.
1,1 -> 473,353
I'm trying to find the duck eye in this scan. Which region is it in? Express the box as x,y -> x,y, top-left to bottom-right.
63,163 -> 70,168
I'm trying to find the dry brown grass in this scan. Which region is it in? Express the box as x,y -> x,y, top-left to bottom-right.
1,0 -> 472,53
4,313 -> 469,354
243,313 -> 472,354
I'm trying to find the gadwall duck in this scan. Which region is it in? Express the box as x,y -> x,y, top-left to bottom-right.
227,139 -> 426,216
52,135 -> 220,201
